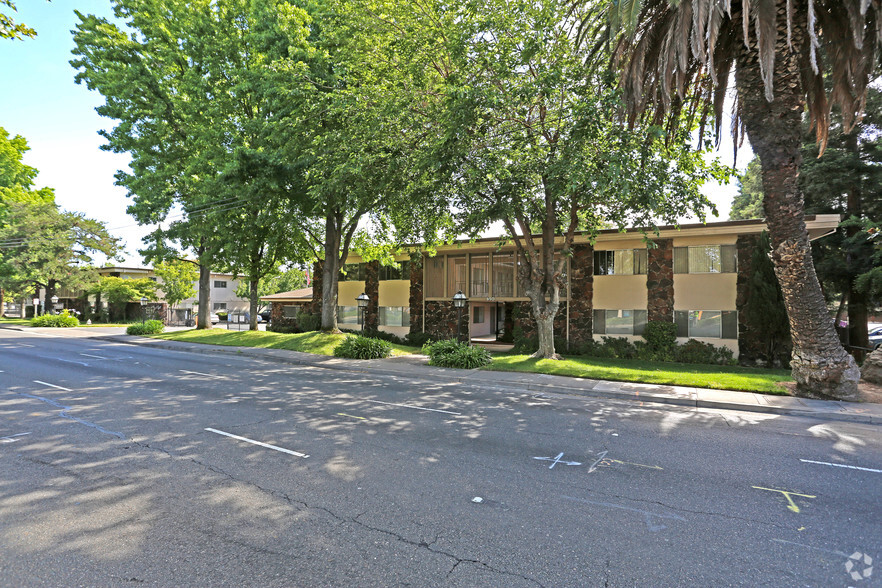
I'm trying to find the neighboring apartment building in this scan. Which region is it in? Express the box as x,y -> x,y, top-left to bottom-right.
97,267 -> 251,314
287,215 -> 840,361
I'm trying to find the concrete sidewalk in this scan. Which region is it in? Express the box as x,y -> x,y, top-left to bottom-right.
92,333 -> 882,426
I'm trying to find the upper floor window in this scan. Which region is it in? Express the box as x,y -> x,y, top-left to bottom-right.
214,280 -> 227,288
339,263 -> 366,282
379,261 -> 410,281
673,245 -> 736,274
594,249 -> 647,275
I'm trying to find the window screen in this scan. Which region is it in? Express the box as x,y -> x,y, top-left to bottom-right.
593,309 -> 606,334
688,246 -> 721,273
425,257 -> 445,298
492,253 -> 515,297
689,310 -> 722,337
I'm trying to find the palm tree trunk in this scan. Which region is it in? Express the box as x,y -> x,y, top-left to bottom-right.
735,26 -> 860,400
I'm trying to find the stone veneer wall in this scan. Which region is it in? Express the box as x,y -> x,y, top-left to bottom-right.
646,239 -> 674,322
271,301 -> 284,322
568,244 -> 594,345
409,257 -> 424,335
512,301 -> 568,342
424,300 -> 469,340
364,260 -> 379,331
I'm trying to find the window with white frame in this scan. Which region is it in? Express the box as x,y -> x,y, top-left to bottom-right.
593,249 -> 648,275
213,302 -> 227,311
337,306 -> 360,324
673,245 -> 736,274
214,280 -> 227,288
592,309 -> 648,335
379,306 -> 410,327
674,310 -> 738,338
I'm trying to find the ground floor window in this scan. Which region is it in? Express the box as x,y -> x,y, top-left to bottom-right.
473,306 -> 485,323
593,309 -> 647,336
338,306 -> 359,324
379,306 -> 410,327
674,310 -> 737,338
213,302 -> 227,311
282,305 -> 299,318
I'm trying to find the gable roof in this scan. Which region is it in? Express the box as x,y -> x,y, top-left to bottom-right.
259,287 -> 313,302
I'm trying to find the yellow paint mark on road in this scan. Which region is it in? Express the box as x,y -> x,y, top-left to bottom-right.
338,413 -> 366,420
797,527 -> 806,531
752,486 -> 816,513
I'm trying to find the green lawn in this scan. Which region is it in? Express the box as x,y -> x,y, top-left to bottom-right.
0,317 -> 30,326
484,354 -> 793,394
148,328 -> 792,394
151,328 -> 419,356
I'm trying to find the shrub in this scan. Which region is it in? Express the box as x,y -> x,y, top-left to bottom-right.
366,329 -> 405,345
599,336 -> 638,359
423,339 -> 492,369
640,321 -> 677,361
126,320 -> 165,335
674,339 -> 735,365
31,311 -> 79,328
404,331 -> 436,347
333,335 -> 393,359
268,317 -> 302,333
297,312 -> 321,332
217,312 -> 228,321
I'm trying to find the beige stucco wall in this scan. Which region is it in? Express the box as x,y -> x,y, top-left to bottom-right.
593,275 -> 648,310
338,281 -> 366,306
380,325 -> 410,337
672,235 -> 737,246
593,238 -> 650,250
674,274 -> 737,310
379,281 -> 410,307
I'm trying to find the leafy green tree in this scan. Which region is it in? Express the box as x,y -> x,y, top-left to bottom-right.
90,276 -> 157,322
608,0 -> 880,399
153,260 -> 198,308
729,157 -> 764,221
399,0 -> 720,358
271,0 -> 449,332
234,267 -> 307,299
744,232 -> 791,367
1,0 -> 36,40
0,201 -> 122,308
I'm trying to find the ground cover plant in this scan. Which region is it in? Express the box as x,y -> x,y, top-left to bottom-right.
334,335 -> 393,359
126,320 -> 164,335
30,310 -> 79,327
423,339 -> 493,369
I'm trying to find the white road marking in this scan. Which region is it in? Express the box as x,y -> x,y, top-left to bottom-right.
49,357 -> 90,366
33,380 -> 72,391
180,370 -> 223,379
1,432 -> 31,443
363,399 -> 461,415
205,428 -> 309,458
587,450 -> 609,473
80,353 -> 108,359
561,495 -> 685,532
800,458 -> 882,474
534,452 -> 582,469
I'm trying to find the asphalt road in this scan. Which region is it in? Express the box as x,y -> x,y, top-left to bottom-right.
1,328 -> 880,587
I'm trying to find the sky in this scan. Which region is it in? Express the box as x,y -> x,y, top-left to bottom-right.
1,0 -> 752,267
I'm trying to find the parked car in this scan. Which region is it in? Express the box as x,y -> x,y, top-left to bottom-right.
194,313 -> 220,325
870,326 -> 882,350
259,310 -> 272,323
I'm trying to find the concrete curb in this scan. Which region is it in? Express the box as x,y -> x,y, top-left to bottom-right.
97,334 -> 882,426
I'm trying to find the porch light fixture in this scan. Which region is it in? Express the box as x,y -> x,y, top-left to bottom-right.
452,290 -> 468,343
356,292 -> 370,334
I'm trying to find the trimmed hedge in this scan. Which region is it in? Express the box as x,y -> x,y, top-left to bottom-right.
333,335 -> 393,359
31,311 -> 79,328
423,339 -> 492,369
126,320 -> 165,335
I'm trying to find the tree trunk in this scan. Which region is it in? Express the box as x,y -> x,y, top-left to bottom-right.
196,263 -> 211,329
532,304 -> 560,360
46,279 -> 57,315
844,130 -> 869,361
249,279 -> 259,331
735,22 -> 860,400
320,213 -> 342,332
0,288 -> 4,317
